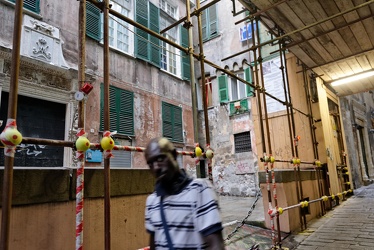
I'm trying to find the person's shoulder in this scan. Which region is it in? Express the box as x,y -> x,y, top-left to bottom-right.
189,178 -> 214,190
145,191 -> 158,204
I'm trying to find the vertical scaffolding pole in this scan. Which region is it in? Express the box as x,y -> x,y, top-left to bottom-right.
254,19 -> 282,247
0,1 -> 23,249
196,0 -> 212,181
302,65 -> 324,215
102,1 -> 111,249
282,48 -> 306,230
185,0 -> 200,177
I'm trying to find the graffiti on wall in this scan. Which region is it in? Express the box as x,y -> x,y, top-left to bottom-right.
16,144 -> 46,156
235,160 -> 254,174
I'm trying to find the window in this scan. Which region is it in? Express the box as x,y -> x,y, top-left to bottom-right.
8,0 -> 40,13
160,13 -> 177,75
162,102 -> 183,143
218,68 -> 253,103
234,132 -> 252,153
102,1 -> 131,53
104,138 -> 132,168
86,2 -> 102,41
230,73 -> 246,101
159,0 -> 176,19
87,1 -> 133,54
0,93 -> 65,167
201,4 -> 218,41
135,0 -> 160,66
100,84 -> 134,136
180,26 -> 191,80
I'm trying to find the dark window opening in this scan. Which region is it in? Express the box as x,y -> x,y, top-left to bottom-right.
234,131 -> 252,153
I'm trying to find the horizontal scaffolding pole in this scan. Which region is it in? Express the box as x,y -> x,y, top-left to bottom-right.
15,137 -> 201,157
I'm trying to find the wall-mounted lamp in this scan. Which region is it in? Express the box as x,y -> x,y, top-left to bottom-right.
331,70 -> 374,86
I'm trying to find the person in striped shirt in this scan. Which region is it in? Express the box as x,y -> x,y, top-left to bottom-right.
144,137 -> 225,250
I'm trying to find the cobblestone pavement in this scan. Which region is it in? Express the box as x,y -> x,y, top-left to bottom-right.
220,183 -> 374,250
293,183 -> 374,250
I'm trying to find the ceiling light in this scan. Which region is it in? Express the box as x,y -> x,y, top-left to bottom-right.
331,70 -> 374,86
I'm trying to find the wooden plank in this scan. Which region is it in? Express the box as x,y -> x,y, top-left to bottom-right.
365,50 -> 374,68
361,18 -> 374,47
335,0 -> 373,51
312,67 -> 331,82
320,63 -> 342,80
336,61 -> 355,76
345,57 -> 364,73
356,54 -> 372,71
320,0 -> 363,55
291,45 -> 319,68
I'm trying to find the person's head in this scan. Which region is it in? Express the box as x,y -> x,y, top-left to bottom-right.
144,137 -> 180,183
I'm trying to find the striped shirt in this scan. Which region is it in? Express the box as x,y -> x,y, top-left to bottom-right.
145,178 -> 223,249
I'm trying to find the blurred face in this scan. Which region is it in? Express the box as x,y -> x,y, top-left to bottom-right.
147,154 -> 179,183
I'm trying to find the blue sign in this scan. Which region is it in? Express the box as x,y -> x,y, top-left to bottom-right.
240,23 -> 256,42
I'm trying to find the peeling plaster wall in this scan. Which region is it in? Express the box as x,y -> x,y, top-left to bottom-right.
192,0 -> 262,196
198,104 -> 258,197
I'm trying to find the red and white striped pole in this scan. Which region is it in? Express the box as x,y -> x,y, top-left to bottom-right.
75,128 -> 86,250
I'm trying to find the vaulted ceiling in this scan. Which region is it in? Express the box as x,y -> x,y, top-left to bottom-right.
239,0 -> 374,96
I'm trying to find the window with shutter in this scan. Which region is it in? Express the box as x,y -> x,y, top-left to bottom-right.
100,84 -> 134,136
8,0 -> 40,13
162,102 -> 183,143
135,0 -> 160,67
86,2 -> 101,41
218,75 -> 229,103
180,26 -> 191,80
245,67 -> 254,97
201,4 -> 218,42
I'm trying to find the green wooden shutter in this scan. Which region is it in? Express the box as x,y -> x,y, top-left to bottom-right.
109,87 -> 117,132
100,85 -> 134,136
173,105 -> 183,142
162,102 -> 173,139
149,3 -> 160,66
86,2 -> 101,41
218,75 -> 229,102
9,0 -> 40,13
245,67 -> 254,97
181,26 -> 191,80
135,0 -> 149,60
100,84 -> 105,131
118,90 -> 134,136
162,102 -> 183,142
209,5 -> 218,37
201,9 -> 208,41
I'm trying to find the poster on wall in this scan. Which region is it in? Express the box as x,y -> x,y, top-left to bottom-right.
263,56 -> 287,113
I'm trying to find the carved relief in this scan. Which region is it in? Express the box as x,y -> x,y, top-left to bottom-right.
2,59 -> 71,90
33,38 -> 52,60
29,20 -> 55,36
